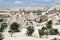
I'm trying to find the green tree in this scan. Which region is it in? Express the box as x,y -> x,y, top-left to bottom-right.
26,26 -> 34,36
9,22 -> 20,37
8,30 -> 14,37
10,22 -> 20,32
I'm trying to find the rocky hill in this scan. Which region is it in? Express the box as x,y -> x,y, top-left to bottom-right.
0,5 -> 60,40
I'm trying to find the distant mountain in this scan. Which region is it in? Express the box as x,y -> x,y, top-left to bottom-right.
0,5 -> 60,13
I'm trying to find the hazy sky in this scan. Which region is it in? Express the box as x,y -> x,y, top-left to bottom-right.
0,0 -> 60,8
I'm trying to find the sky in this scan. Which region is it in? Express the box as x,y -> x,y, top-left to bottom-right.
0,0 -> 60,8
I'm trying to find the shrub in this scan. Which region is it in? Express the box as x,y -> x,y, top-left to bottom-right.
38,29 -> 45,37
26,26 -> 34,36
46,24 -> 52,29
0,33 -> 4,40
47,20 -> 52,25
10,22 -> 20,32
54,29 -> 59,35
52,38 -> 58,40
49,28 -> 59,35
42,26 -> 47,30
0,22 -> 7,32
0,28 -> 3,32
0,19 -> 3,22
1,22 -> 7,29
46,20 -> 52,29
38,26 -> 48,37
